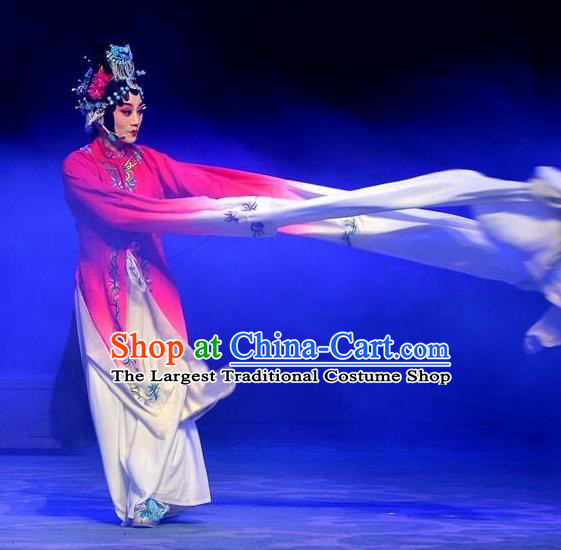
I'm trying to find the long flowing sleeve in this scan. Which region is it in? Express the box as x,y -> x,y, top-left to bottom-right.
139,147 -> 540,228
279,169 -> 561,354
152,159 -> 534,286
62,151 -> 280,238
141,149 -> 534,285
65,141 -> 561,352
137,148 -> 550,293
159,163 -> 535,227
140,146 -> 306,201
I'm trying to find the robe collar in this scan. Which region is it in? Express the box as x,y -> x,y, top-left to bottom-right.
92,136 -> 138,164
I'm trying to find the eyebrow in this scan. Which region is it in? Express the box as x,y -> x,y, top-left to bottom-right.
120,103 -> 146,108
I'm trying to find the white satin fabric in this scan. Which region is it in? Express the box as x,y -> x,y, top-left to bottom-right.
74,251 -> 235,520
270,167 -> 561,352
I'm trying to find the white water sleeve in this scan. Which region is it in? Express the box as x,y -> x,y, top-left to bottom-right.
268,169 -> 561,353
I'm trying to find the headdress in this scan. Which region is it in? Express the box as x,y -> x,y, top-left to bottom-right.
72,44 -> 146,130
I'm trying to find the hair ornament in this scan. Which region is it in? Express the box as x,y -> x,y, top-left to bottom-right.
73,43 -> 145,130
106,44 -> 136,83
87,66 -> 113,100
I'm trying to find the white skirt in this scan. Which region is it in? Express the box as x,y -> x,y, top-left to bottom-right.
73,250 -> 236,521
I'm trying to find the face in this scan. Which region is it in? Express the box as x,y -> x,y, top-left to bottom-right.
113,92 -> 145,144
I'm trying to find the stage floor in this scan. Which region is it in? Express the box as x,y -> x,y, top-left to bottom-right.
2,426 -> 561,549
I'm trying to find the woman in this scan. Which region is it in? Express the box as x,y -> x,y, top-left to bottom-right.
64,43 -> 561,527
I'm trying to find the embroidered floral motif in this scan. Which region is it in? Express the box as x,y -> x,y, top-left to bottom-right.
139,256 -> 153,293
97,145 -> 157,406
108,249 -> 122,331
342,217 -> 357,247
224,197 -> 267,237
128,240 -> 153,293
224,211 -> 240,223
123,350 -> 160,405
108,246 -> 159,405
121,149 -> 142,189
126,254 -> 147,293
127,380 -> 159,406
121,348 -> 140,372
242,200 -> 258,211
103,148 -> 142,192
250,222 -> 265,237
145,383 -> 160,401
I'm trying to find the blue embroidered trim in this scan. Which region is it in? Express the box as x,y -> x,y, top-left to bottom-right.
139,256 -> 153,293
108,244 -> 159,405
250,222 -> 265,237
129,240 -> 153,293
242,200 -> 258,211
108,249 -> 122,332
224,197 -> 266,237
224,211 -> 240,223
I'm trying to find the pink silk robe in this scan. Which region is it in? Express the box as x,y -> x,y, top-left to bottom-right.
62,136 -> 305,355
61,137 -> 561,522
63,136 -> 561,364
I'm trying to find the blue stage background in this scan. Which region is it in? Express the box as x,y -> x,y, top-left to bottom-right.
2,3 -> 561,447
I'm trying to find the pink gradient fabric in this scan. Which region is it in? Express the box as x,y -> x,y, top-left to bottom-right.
62,136 -> 304,353
63,136 -> 561,356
